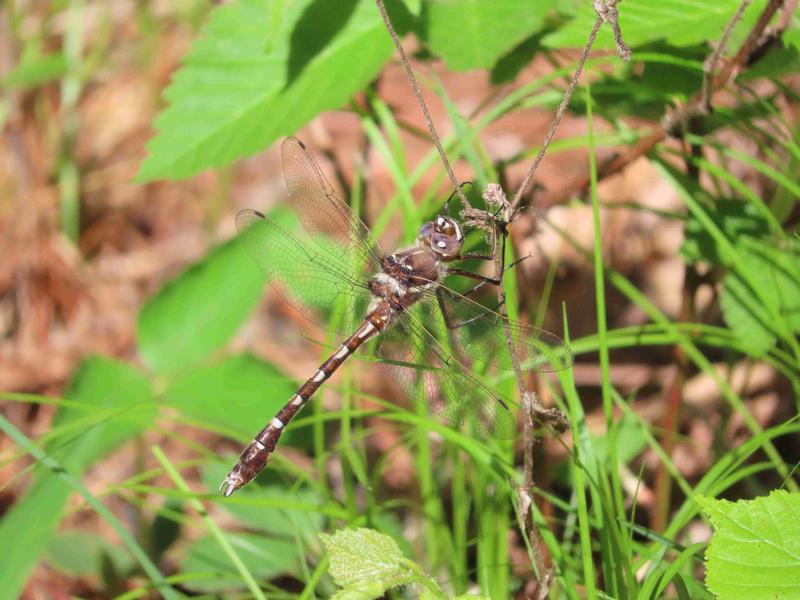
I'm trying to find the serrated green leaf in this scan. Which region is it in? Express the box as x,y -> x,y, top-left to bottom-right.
420,0 -> 555,71
45,531 -> 134,578
700,491 -> 800,599
0,357 -> 154,598
543,0 -> 768,51
180,531 -> 298,592
137,236 -> 265,373
321,528 -> 405,587
138,0 -> 400,181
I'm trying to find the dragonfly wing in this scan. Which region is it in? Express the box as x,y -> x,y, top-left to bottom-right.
420,284 -> 574,373
237,209 -> 372,332
281,137 -> 383,275
376,313 -> 516,440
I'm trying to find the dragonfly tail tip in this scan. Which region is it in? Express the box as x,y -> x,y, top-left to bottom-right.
219,480 -> 236,497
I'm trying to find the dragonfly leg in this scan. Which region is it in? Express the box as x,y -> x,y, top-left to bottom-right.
446,253 -> 532,300
436,286 -> 504,331
445,268 -> 501,286
457,252 -> 494,261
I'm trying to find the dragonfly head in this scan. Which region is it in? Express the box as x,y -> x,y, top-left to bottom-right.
418,215 -> 463,260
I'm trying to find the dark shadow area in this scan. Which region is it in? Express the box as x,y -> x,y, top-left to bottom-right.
490,32 -> 548,85
286,0 -> 359,86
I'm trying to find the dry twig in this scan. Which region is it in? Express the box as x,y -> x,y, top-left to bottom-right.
374,0 -> 470,211
545,0 -> 790,207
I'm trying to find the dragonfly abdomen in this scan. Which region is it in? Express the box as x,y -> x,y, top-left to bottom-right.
220,307 -> 388,496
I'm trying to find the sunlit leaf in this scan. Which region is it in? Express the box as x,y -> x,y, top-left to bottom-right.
137,237 -> 265,373
543,0 -> 768,51
138,0 -> 404,181
322,528 -> 404,586
420,0 -> 555,71
700,491 -> 800,599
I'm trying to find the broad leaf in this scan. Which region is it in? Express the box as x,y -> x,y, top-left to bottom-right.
490,32 -> 547,84
543,0 -> 768,51
720,238 -> 800,356
180,531 -> 298,592
420,0 -> 555,71
137,236 -> 265,373
700,491 -> 800,599
45,531 -> 134,578
322,528 -> 445,600
138,0 -> 404,181
0,357 -> 154,598
681,200 -> 770,266
163,353 -> 300,439
202,464 -> 323,536
2,50 -> 67,89
323,528 -> 406,587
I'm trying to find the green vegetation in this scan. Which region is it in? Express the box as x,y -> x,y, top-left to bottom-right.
2,0 -> 799,598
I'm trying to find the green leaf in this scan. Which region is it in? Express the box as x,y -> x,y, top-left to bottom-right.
785,17 -> 800,51
180,531 -> 298,592
150,500 -> 183,563
137,236 -> 265,373
45,531 -> 134,578
420,0 -> 555,71
2,51 -> 68,89
490,32 -> 546,84
163,353 -> 300,439
720,239 -> 800,356
49,357 -> 156,466
201,463 -> 323,536
543,0 -> 768,51
138,0 -> 401,181
699,491 -> 800,600
322,528 -> 407,591
0,357 -> 154,598
681,200 -> 770,266
240,206 -> 352,319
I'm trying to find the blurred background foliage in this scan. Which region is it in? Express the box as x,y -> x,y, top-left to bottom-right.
1,0 -> 799,598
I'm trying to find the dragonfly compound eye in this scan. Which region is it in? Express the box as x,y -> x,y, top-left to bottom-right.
435,216 -> 463,241
418,221 -> 435,240
430,233 -> 461,258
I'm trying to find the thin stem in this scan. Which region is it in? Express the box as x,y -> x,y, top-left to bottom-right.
374,0 -> 470,210
701,0 -> 753,110
546,0 -> 788,206
152,446 -> 267,600
510,17 -> 603,212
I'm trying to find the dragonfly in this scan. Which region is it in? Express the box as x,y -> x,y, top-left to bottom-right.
219,137 -> 573,497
